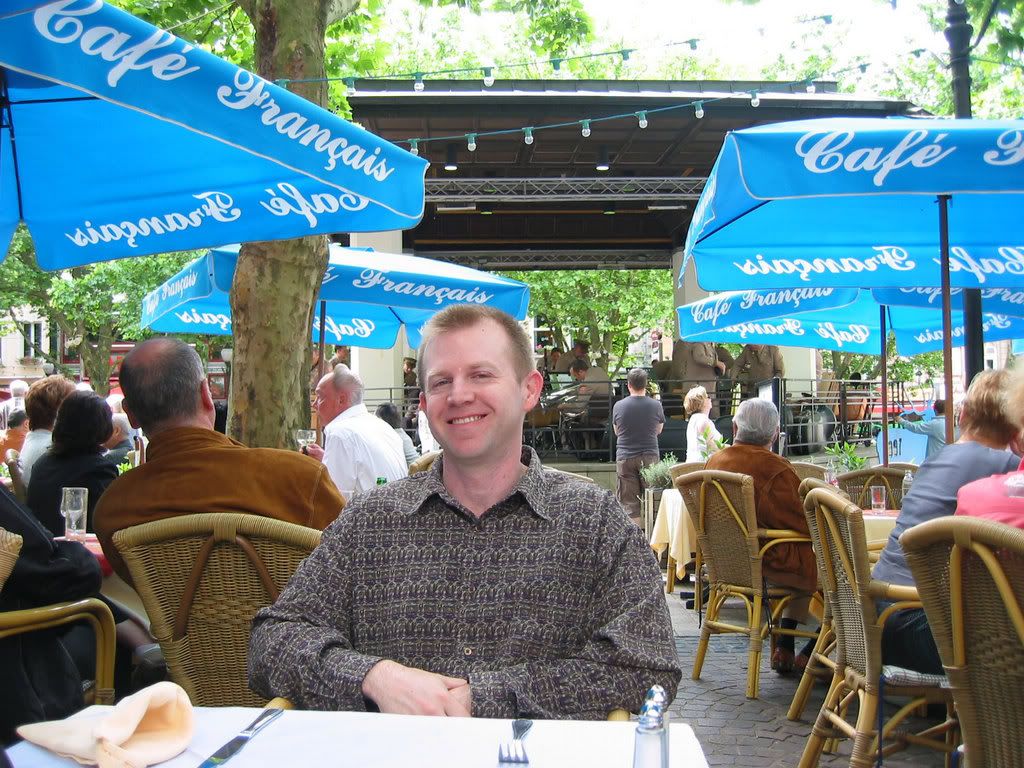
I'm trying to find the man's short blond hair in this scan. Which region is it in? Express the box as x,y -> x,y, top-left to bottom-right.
418,305 -> 534,386
684,385 -> 710,417
961,369 -> 1018,445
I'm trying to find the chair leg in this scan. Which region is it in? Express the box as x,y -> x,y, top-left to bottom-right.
798,672 -> 845,768
666,555 -> 676,594
693,547 -> 704,613
746,593 -> 764,699
787,621 -> 834,721
691,587 -> 720,681
849,690 -> 880,768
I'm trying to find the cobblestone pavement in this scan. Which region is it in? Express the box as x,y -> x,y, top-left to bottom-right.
664,582 -> 947,767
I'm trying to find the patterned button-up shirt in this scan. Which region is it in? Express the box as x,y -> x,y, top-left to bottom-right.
249,448 -> 681,719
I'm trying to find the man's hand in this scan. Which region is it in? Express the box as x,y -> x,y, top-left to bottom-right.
361,660 -> 471,717
714,361 -> 726,374
303,443 -> 325,460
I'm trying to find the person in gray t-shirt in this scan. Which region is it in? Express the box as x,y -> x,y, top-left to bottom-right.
874,370 -> 1021,674
612,368 -> 665,525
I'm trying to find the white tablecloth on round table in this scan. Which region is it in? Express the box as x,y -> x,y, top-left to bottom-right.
649,488 -> 694,579
8,707 -> 709,768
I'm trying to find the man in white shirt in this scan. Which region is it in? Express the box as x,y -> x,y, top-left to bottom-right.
306,365 -> 407,498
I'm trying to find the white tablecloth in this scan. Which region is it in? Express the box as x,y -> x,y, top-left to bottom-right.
650,489 -> 695,579
8,707 -> 709,768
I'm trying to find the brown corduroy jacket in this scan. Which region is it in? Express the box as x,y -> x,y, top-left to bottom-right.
94,427 -> 344,584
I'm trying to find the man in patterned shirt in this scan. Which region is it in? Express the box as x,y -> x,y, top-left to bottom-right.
249,305 -> 680,718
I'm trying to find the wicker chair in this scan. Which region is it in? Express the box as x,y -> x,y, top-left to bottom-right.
676,470 -> 816,699
791,461 -> 827,483
409,450 -> 440,475
797,488 -> 958,768
668,461 -> 705,483
112,513 -> 321,706
902,516 -> 1024,767
836,466 -> 908,510
0,526 -> 117,706
5,449 -> 25,503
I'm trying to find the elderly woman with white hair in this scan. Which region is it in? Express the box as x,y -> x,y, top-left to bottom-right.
705,397 -> 817,674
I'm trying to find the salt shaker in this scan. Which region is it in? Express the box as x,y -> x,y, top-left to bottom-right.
632,686 -> 669,768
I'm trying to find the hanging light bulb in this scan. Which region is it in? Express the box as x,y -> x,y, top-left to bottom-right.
749,91 -> 760,108
523,127 -> 534,145
694,101 -> 705,119
595,146 -> 610,172
687,38 -> 699,51
580,120 -> 591,138
636,111 -> 648,129
343,77 -> 356,97
551,58 -> 563,75
409,139 -> 419,157
444,143 -> 458,172
620,49 -> 632,62
805,80 -> 816,94
413,73 -> 425,91
859,62 -> 869,74
822,14 -> 832,24
467,133 -> 477,152
482,67 -> 494,87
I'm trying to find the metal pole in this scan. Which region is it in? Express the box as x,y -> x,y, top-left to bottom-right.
946,0 -> 985,385
939,195 -> 956,446
880,305 -> 889,466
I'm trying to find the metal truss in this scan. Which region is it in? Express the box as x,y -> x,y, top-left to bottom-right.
425,177 -> 706,202
421,248 -> 674,270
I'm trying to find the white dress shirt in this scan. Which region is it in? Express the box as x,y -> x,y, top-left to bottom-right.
322,403 -> 408,497
19,429 -> 51,487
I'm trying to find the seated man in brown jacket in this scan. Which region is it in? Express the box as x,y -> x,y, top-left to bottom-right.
94,338 -> 344,584
704,397 -> 816,674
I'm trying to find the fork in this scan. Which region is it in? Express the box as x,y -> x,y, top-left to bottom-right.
497,718 -> 533,765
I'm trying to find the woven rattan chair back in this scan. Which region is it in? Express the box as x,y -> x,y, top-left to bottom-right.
886,462 -> 919,473
676,470 -> 761,592
803,487 -> 879,680
836,466 -> 907,510
113,513 -> 321,706
5,449 -> 25,503
902,516 -> 1024,767
790,461 -> 827,482
0,526 -> 23,592
798,477 -> 849,505
668,461 -> 705,483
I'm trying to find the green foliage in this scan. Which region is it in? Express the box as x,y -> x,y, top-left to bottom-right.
503,269 -> 675,375
640,453 -> 679,489
824,441 -> 867,472
117,459 -> 134,475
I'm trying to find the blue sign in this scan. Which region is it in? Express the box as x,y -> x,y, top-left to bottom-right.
875,427 -> 929,465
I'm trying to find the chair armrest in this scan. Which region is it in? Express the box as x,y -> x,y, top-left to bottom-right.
0,598 -> 117,704
868,581 -> 919,603
756,530 -> 811,558
607,708 -> 630,721
266,697 -> 295,710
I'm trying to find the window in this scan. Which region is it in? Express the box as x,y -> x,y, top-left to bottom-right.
22,322 -> 43,358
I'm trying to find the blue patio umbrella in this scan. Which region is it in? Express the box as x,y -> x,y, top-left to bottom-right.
678,289 -> 1024,356
872,287 -> 1024,316
141,244 -> 530,348
683,116 -> 1024,445
0,2 -> 428,269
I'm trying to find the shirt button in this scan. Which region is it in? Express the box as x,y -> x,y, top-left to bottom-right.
463,646 -> 474,656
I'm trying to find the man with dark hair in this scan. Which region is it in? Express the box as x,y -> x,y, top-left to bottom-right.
0,409 -> 29,456
375,402 -> 417,466
612,368 -> 665,526
250,304 -> 680,719
898,398 -> 953,459
93,338 -> 344,584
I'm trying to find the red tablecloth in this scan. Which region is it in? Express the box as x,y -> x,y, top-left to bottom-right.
56,534 -> 112,577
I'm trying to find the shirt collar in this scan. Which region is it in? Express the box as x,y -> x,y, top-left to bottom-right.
405,446 -> 553,521
337,403 -> 369,422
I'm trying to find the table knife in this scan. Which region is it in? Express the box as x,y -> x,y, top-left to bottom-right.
197,708 -> 283,767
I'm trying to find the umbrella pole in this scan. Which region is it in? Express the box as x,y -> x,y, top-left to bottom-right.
880,305 -> 889,466
316,299 -> 327,438
939,194 -> 956,447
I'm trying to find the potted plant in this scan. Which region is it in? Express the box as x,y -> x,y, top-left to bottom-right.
639,453 -> 679,537
824,441 -> 867,473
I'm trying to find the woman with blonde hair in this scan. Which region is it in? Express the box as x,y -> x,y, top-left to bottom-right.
684,385 -> 722,463
874,368 -> 1022,674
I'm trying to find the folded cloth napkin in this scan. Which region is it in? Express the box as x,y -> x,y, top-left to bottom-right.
17,681 -> 193,768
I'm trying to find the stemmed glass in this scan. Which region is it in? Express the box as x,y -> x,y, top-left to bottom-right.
294,430 -> 317,452
60,486 -> 88,540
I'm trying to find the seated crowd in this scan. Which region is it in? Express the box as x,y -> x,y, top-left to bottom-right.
6,317 -> 1024,744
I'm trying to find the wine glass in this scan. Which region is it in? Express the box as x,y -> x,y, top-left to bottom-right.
60,486 -> 88,540
294,429 -> 317,451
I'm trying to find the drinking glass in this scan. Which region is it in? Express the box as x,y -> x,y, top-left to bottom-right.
61,486 -> 88,540
869,485 -> 887,512
294,429 -> 317,450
